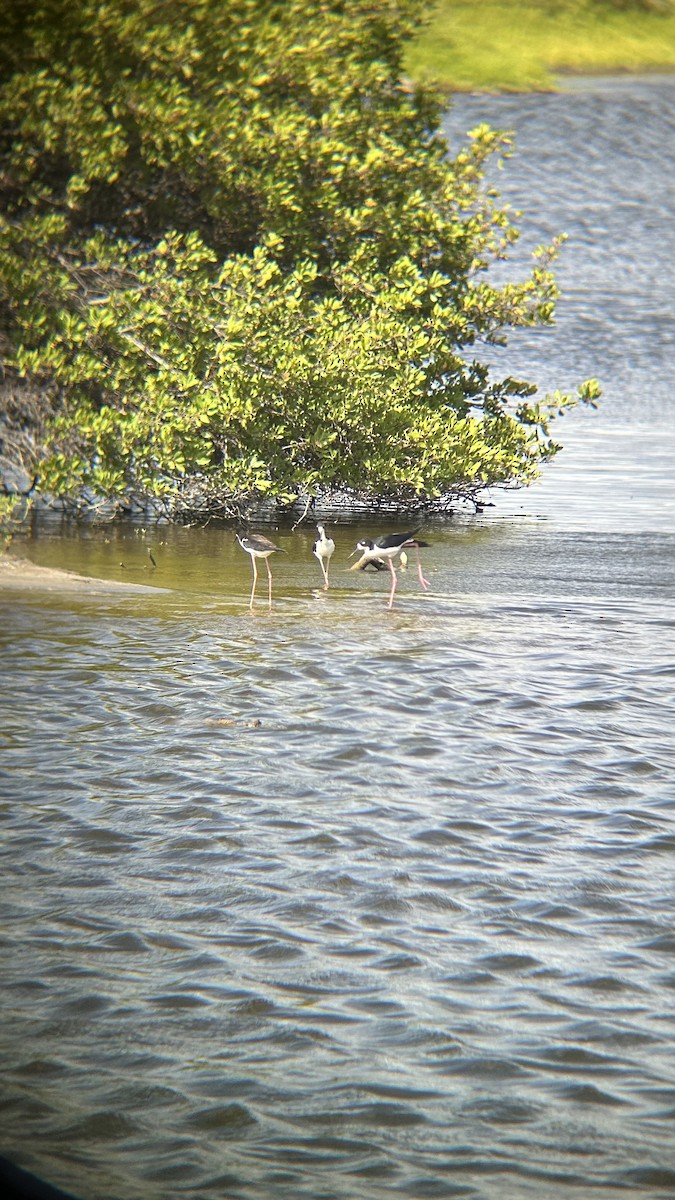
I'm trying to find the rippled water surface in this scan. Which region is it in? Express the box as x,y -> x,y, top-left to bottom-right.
2,79 -> 675,1200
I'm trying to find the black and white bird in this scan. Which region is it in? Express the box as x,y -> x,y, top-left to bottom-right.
350,530 -> 430,609
358,556 -> 389,572
236,532 -> 285,608
312,523 -> 335,589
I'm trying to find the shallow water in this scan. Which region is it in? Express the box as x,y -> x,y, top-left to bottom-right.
2,78 -> 675,1200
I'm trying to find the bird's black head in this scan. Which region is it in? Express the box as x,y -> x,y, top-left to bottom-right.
350,538 -> 375,557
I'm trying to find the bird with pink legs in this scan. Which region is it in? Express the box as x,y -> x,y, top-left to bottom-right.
312,523 -> 335,589
236,532 -> 286,609
350,530 -> 431,609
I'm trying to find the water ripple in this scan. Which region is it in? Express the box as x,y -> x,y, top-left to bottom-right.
3,79 -> 675,1200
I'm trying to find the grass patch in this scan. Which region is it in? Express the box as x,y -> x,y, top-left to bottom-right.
406,0 -> 675,91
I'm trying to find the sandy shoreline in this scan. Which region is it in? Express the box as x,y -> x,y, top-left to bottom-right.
0,554 -> 166,594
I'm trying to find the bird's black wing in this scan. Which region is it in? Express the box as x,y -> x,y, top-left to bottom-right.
375,530 -> 420,550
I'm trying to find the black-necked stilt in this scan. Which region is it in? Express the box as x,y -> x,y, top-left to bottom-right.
356,551 -> 407,572
236,532 -> 286,608
312,523 -> 335,589
358,556 -> 389,572
350,530 -> 430,609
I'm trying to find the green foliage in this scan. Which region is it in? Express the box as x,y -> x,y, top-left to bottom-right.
0,0 -> 599,517
407,1 -> 675,93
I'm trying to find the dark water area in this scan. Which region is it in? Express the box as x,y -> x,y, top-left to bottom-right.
1,79 -> 675,1200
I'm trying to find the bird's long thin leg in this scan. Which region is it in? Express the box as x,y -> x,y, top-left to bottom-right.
249,557 -> 258,609
386,558 -> 398,610
415,547 -> 430,590
265,557 -> 273,607
321,560 -> 329,589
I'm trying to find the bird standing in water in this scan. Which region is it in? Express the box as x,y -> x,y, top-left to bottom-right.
312,523 -> 335,589
351,530 -> 430,609
236,532 -> 285,608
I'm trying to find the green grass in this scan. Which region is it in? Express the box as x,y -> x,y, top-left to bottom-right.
406,1 -> 675,91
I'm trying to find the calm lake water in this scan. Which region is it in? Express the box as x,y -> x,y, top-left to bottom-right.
2,77 -> 675,1200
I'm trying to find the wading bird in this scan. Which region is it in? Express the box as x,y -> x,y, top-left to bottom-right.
312,523 -> 335,589
236,532 -> 286,608
350,530 -> 430,609
359,557 -> 389,572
